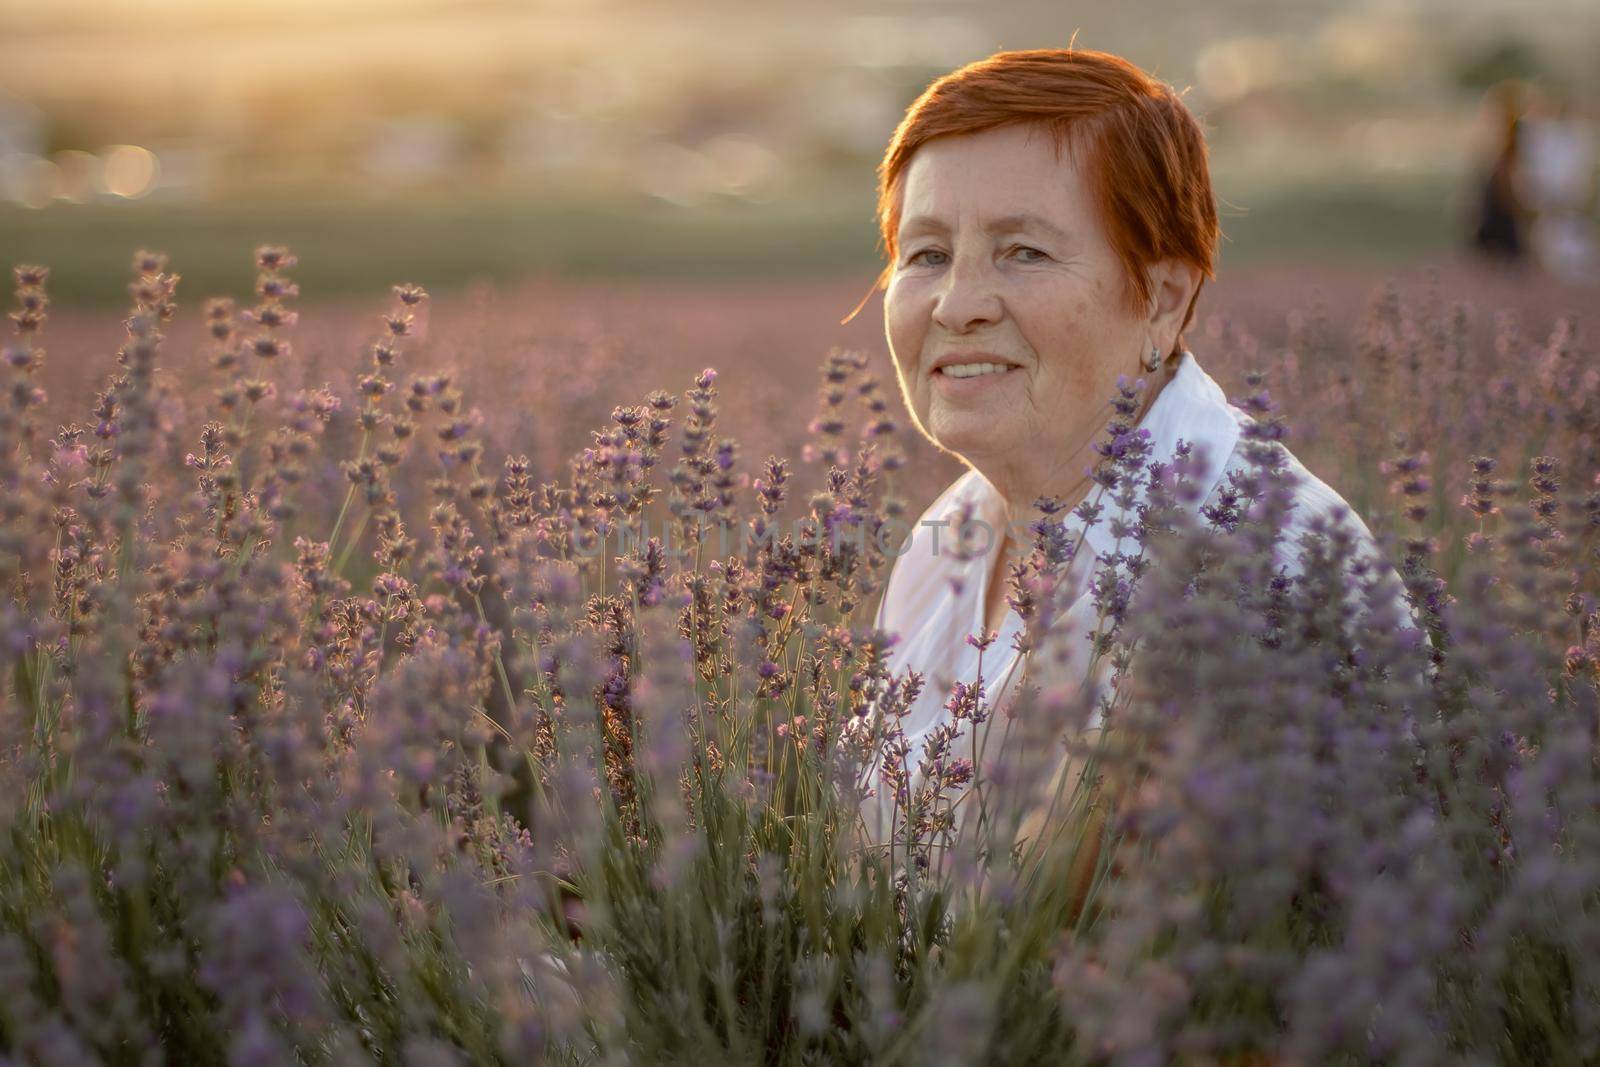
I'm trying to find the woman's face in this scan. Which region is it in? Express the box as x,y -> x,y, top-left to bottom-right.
884,122 -> 1160,476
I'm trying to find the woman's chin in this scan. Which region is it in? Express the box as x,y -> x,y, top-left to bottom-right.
927,413 -> 1010,458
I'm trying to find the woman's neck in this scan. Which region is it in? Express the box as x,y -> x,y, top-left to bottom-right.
981,363 -> 1174,560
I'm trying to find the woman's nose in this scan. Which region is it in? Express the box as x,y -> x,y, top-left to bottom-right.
930,253 -> 1002,333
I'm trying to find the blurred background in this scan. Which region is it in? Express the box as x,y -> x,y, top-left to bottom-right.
3,0 -> 1598,551
1,0 -> 1597,306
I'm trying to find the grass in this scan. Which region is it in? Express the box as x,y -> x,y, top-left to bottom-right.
1,167 -> 1473,307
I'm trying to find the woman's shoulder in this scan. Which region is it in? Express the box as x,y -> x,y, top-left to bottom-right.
1206,410 -> 1417,628
1203,391 -> 1362,521
1210,415 -> 1378,549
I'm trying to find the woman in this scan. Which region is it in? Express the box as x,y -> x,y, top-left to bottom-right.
852,49 -> 1416,876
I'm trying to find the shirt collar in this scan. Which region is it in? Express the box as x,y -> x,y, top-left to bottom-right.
940,349 -> 1242,569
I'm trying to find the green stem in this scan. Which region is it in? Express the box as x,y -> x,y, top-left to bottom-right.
327,429 -> 371,550
333,507 -> 372,575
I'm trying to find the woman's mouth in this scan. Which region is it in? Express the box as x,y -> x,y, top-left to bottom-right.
932,361 -> 1021,397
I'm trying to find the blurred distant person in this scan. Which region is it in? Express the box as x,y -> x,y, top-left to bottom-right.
1470,82 -> 1527,268
1523,86 -> 1598,284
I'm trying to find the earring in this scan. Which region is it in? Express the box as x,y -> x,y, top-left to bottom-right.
1143,343 -> 1162,372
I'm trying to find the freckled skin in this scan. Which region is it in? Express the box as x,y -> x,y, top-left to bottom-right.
883,123 -> 1202,632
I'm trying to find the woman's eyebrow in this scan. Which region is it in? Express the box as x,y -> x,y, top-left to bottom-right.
899,212 -> 1069,241
987,213 -> 1071,240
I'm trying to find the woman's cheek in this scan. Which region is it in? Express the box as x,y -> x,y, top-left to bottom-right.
883,280 -> 913,334
889,317 -> 927,380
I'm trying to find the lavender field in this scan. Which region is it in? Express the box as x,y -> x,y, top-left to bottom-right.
1,247 -> 1598,1065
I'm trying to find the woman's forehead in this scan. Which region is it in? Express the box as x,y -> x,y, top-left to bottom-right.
898,128 -> 1088,221
898,168 -> 1089,239
906,127 -> 1072,179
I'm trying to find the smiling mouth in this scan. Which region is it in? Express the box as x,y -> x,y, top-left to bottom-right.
933,362 -> 1021,380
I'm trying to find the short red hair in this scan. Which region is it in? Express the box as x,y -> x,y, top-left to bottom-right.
847,47 -> 1220,352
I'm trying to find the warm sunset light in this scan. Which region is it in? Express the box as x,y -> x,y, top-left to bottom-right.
4,0 -> 454,14
0,0 -> 1597,1060
102,144 -> 159,199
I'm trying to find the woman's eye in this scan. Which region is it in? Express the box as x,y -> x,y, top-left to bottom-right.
904,246 -> 1046,266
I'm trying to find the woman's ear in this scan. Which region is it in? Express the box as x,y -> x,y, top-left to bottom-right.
1144,259 -> 1202,354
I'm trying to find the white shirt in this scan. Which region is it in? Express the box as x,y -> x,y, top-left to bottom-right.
861,350 -> 1416,845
